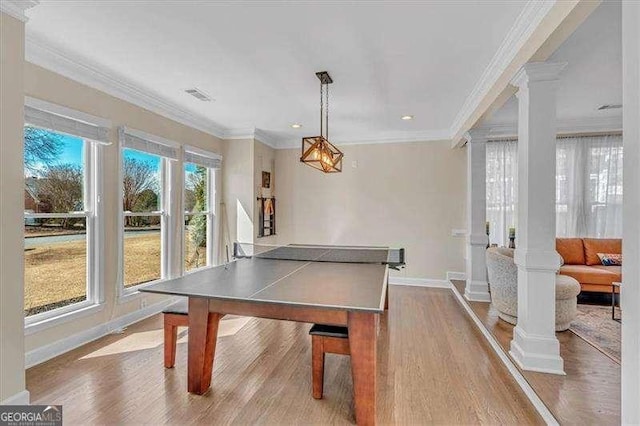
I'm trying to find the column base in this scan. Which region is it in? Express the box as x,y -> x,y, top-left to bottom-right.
509,325 -> 565,375
0,389 -> 30,405
464,279 -> 491,302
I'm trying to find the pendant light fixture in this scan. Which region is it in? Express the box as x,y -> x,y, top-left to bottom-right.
300,71 -> 343,173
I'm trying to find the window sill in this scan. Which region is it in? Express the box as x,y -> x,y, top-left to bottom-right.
25,302 -> 105,336
118,278 -> 172,304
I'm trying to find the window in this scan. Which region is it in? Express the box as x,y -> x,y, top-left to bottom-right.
485,139 -> 518,247
486,134 -> 623,246
23,99 -> 109,323
119,128 -> 178,293
183,146 -> 221,272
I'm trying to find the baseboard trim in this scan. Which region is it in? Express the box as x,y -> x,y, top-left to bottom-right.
25,297 -> 178,369
1,390 -> 30,405
450,283 -> 559,425
446,271 -> 466,281
389,277 -> 451,289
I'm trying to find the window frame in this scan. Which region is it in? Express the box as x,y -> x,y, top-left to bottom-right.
118,128 -> 178,299
183,164 -> 217,274
23,99 -> 109,331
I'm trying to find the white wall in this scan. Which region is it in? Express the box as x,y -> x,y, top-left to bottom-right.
621,0 -> 640,423
275,140 -> 467,280
253,140 -> 277,244
221,139 -> 254,256
0,12 -> 27,403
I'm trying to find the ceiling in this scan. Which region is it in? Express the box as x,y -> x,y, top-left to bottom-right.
484,0 -> 622,132
25,0 -> 530,146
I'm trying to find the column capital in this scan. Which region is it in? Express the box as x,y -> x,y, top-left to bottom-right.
0,0 -> 39,22
511,62 -> 568,89
464,128 -> 491,144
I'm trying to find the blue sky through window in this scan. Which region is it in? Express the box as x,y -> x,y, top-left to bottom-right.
123,148 -> 161,171
24,128 -> 84,177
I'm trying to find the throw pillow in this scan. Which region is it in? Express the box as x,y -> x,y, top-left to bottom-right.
598,253 -> 622,266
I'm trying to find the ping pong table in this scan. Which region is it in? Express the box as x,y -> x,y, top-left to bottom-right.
141,243 -> 405,426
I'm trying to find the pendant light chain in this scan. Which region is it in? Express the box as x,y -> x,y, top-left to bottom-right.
326,81 -> 329,141
320,80 -> 324,139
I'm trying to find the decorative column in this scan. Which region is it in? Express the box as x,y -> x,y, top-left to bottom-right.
464,129 -> 490,302
509,62 -> 567,375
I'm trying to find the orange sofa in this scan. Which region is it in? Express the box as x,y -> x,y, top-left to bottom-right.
556,238 -> 622,293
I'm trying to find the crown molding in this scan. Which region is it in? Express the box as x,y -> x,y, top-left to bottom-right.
25,33 -> 230,139
221,128 -> 279,149
275,129 -> 451,150
253,129 -> 280,149
449,0 -> 557,138
481,114 -> 623,139
0,0 -> 38,22
222,128 -> 257,140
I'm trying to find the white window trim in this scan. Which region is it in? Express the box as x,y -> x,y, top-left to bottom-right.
23,135 -> 105,330
182,154 -> 219,273
25,302 -> 105,336
118,129 -> 178,299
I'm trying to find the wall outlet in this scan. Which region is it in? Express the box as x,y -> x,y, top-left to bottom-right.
140,298 -> 147,309
351,160 -> 358,168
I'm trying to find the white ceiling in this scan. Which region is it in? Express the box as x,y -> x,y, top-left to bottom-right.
25,0 -> 530,146
485,0 -> 622,131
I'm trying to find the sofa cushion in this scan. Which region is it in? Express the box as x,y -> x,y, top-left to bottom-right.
556,238 -> 585,265
583,238 -> 622,265
591,265 -> 622,281
559,264 -> 619,286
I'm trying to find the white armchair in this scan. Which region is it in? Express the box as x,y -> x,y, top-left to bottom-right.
486,247 -> 580,331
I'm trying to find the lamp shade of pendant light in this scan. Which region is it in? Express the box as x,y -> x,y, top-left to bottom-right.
300,71 -> 343,173
300,136 -> 343,173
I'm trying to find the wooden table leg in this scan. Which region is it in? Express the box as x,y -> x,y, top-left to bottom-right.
187,297 -> 221,394
384,282 -> 389,310
348,311 -> 377,426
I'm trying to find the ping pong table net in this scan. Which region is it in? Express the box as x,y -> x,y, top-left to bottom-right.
233,243 -> 405,269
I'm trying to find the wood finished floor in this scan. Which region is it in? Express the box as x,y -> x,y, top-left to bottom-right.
27,286 -> 543,425
451,280 -> 621,425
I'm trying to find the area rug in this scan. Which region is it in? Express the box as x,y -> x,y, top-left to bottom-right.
569,304 -> 621,364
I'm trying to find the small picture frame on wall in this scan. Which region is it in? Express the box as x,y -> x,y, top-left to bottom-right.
262,171 -> 271,189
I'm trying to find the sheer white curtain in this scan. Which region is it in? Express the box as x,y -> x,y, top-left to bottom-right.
485,134 -> 623,244
556,134 -> 623,237
486,139 -> 518,246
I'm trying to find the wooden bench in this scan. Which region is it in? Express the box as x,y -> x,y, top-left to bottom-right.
309,324 -> 350,399
164,303 -> 354,400
162,301 -> 189,368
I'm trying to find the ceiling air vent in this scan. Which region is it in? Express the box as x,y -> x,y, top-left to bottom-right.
184,88 -> 213,102
597,104 -> 622,110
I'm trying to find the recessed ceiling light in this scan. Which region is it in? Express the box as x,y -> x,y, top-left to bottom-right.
291,123 -> 302,129
401,115 -> 414,120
